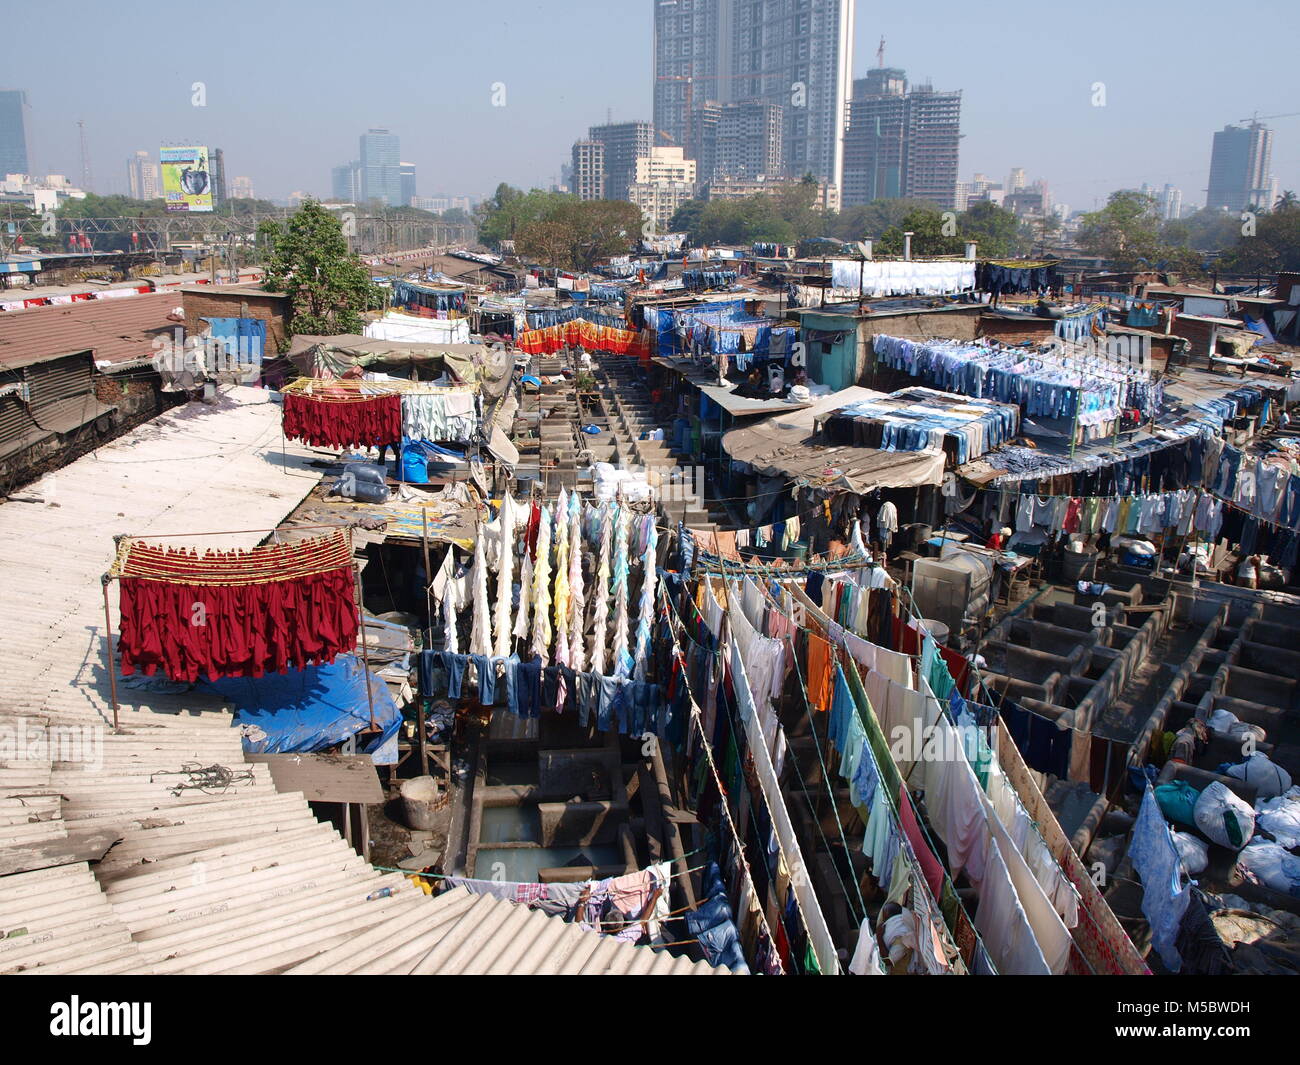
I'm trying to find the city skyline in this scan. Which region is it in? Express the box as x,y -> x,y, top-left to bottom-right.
4,0 -> 1298,211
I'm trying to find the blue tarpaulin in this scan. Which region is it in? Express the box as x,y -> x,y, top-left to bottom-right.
204,317 -> 266,365
201,654 -> 402,764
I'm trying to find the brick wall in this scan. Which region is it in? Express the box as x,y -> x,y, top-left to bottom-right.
976,315 -> 1057,344
182,291 -> 290,354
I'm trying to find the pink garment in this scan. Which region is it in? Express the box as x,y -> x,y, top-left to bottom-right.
899,787 -> 945,901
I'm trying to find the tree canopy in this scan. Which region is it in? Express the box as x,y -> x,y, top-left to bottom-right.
515,199 -> 643,271
1076,190 -> 1165,269
1218,196 -> 1300,274
257,199 -> 380,336
667,194 -> 1032,259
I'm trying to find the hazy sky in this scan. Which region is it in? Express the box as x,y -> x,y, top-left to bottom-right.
10,0 -> 1298,212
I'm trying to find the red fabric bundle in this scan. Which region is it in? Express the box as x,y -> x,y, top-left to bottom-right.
114,533 -> 359,682
282,391 -> 401,448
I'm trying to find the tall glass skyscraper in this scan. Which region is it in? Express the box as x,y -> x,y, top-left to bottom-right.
359,129 -> 401,207
652,0 -> 855,190
1207,123 -> 1275,212
0,90 -> 31,176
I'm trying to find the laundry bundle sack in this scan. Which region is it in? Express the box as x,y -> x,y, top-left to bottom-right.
331,471 -> 389,503
1257,787 -> 1300,849
1237,840 -> 1300,897
1194,781 -> 1255,850
1225,753 -> 1293,801
1208,708 -> 1267,744
1154,780 -> 1202,827
1171,831 -> 1209,875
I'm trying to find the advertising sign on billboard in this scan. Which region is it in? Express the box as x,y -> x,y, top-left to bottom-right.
160,146 -> 213,212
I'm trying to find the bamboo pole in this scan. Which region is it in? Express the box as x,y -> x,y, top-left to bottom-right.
101,576 -> 120,732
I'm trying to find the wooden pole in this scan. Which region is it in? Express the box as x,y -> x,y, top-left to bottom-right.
421,509 -> 434,643
101,576 -> 120,732
353,562 -> 377,732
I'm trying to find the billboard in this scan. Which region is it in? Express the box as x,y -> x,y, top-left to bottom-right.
160,146 -> 213,212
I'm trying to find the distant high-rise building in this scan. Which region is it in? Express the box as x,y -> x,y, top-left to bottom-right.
399,162 -> 417,206
126,150 -> 159,200
842,71 -> 961,209
842,70 -> 907,203
209,147 -> 226,208
685,101 -> 722,184
0,90 -> 30,176
652,0 -> 856,190
231,176 -> 255,200
1141,182 -> 1183,221
410,194 -> 474,214
588,121 -> 654,201
359,129 -> 401,207
1207,123 -> 1274,212
963,172 -> 1005,208
571,140 -> 606,201
628,147 -> 697,232
331,161 -> 361,202
1007,167 -> 1026,193
695,100 -> 784,181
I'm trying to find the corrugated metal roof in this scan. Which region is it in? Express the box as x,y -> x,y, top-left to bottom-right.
0,292 -> 178,370
0,388 -> 727,975
285,887 -> 725,976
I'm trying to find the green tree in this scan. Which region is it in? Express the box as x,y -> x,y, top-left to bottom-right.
515,199 -> 642,270
1162,207 -> 1241,253
257,199 -> 380,336
476,184 -> 571,249
668,198 -> 707,239
957,201 -> 1029,258
1219,199 -> 1300,274
1076,190 -> 1163,268
833,198 -> 938,241
875,207 -> 963,257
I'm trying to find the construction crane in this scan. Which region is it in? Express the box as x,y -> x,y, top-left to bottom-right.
1240,111 -> 1300,125
876,36 -> 886,68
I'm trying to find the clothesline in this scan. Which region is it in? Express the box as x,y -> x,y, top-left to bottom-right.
727,579 -> 870,928
780,574 -> 1107,972
281,376 -> 477,397
661,587 -> 789,971
668,579 -> 839,972
748,578 -> 973,972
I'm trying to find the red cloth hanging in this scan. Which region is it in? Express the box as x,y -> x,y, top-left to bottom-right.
515,321 -> 641,357
282,391 -> 400,448
114,532 -> 359,682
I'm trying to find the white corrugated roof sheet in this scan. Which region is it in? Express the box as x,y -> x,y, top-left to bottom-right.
0,387 -> 724,975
